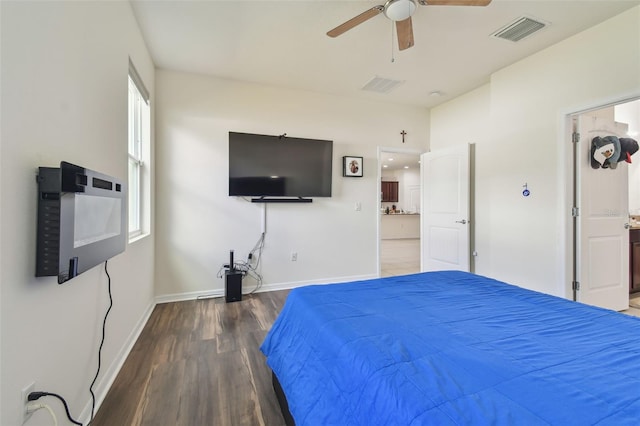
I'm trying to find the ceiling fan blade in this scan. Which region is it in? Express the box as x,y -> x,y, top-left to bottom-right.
396,17 -> 414,51
327,6 -> 384,38
418,0 -> 491,6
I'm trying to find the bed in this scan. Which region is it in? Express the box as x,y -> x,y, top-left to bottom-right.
260,271 -> 640,425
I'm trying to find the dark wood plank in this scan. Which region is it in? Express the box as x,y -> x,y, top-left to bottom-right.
246,329 -> 285,425
91,290 -> 290,426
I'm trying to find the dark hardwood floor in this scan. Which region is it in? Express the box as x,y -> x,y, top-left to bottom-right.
92,290 -> 290,426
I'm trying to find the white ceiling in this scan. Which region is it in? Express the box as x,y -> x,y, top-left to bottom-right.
130,0 -> 639,109
381,151 -> 421,171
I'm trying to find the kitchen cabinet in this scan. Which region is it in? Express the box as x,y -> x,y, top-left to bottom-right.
381,181 -> 398,203
630,229 -> 640,293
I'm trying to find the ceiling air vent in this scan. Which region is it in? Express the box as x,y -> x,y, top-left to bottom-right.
491,16 -> 548,42
362,76 -> 404,94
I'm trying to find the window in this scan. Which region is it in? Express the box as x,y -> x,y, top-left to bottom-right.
128,60 -> 150,240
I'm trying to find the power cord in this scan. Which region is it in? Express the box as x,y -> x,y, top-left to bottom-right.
27,260 -> 113,426
87,260 -> 113,425
27,392 -> 79,425
244,231 -> 265,294
213,232 -> 266,295
231,232 -> 265,293
26,402 -> 58,426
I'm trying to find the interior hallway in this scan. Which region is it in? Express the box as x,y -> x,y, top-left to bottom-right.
380,238 -> 420,277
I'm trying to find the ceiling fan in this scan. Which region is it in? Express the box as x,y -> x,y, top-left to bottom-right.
327,0 -> 492,51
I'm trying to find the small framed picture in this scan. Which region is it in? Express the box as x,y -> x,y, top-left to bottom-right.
343,156 -> 363,177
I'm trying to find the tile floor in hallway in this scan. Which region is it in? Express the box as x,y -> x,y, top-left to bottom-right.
379,238 -> 640,318
380,238 -> 420,277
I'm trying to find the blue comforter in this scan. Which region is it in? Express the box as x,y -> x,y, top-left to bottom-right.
260,271 -> 640,425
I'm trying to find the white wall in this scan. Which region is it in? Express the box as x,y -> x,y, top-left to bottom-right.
430,7 -> 640,297
0,2 -> 155,425
155,70 -> 429,298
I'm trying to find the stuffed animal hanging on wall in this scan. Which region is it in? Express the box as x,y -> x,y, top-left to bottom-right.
619,137 -> 639,163
591,136 -> 638,169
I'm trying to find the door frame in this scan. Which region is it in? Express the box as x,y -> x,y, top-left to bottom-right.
561,93 -> 640,302
377,146 -> 425,277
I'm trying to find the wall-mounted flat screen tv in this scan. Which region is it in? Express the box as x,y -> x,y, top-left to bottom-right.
229,132 -> 333,198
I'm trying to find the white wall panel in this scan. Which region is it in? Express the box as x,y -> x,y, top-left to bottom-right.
429,6 -> 640,297
154,71 -> 429,296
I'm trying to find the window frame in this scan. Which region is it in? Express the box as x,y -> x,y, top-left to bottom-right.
128,60 -> 150,241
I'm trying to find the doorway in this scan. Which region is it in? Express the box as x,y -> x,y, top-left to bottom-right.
571,98 -> 640,311
378,147 -> 422,277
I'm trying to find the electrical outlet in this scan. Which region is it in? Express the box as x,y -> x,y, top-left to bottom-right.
291,252 -> 298,262
21,382 -> 35,424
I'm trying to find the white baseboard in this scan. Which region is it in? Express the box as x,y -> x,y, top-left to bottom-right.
78,299 -> 156,424
155,273 -> 378,304
256,273 -> 378,292
155,288 -> 225,304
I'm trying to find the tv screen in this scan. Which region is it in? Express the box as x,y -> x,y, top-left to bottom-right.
229,132 -> 333,197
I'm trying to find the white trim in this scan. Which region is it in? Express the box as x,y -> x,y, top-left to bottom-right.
128,58 -> 149,103
78,300 -> 156,425
128,229 -> 143,241
128,231 -> 149,245
128,76 -> 148,237
154,274 -> 379,305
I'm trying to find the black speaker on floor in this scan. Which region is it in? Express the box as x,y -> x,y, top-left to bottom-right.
225,271 -> 242,303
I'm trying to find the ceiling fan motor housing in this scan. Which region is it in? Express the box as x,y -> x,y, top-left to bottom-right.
384,0 -> 417,22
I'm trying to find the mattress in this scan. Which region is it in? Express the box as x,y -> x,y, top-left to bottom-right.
260,271 -> 640,425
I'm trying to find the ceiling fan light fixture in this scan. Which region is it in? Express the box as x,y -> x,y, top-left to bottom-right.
384,0 -> 417,22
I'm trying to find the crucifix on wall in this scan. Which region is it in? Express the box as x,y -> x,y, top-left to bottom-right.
400,130 -> 407,143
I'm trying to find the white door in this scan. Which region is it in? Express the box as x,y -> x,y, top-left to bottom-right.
577,110 -> 630,311
421,144 -> 470,272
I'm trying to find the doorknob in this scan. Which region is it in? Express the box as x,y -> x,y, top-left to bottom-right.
625,223 -> 631,229
455,219 -> 468,225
